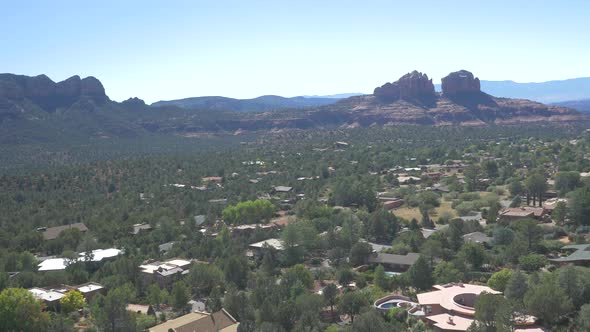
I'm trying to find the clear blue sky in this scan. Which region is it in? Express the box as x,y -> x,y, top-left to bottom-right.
2,0 -> 589,103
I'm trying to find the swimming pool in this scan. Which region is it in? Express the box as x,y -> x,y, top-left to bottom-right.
379,302 -> 396,309
384,271 -> 401,277
375,298 -> 417,311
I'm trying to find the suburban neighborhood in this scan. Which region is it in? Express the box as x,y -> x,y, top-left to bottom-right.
3,127 -> 590,332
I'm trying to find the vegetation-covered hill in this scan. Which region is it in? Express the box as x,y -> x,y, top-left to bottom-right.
0,72 -> 586,148
151,95 -> 340,111
554,99 -> 590,114
3,124 -> 590,331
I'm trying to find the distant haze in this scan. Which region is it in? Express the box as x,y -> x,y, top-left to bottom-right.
301,93 -> 364,99
158,77 -> 590,106
2,1 -> 590,103
435,77 -> 590,103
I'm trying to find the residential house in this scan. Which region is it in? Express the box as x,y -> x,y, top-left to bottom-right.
75,282 -> 106,302
127,304 -> 155,316
367,252 -> 420,272
37,248 -> 122,271
28,287 -> 66,310
417,283 -> 501,332
140,258 -> 193,289
29,281 -> 106,311
149,309 -> 239,332
378,197 -> 405,210
431,184 -> 451,194
543,190 -> 558,200
194,215 -> 206,227
399,227 -> 444,239
398,175 -> 421,184
499,207 -> 546,223
271,213 -> 297,229
424,172 -> 443,181
542,198 -> 567,212
202,176 -> 223,183
39,223 -> 88,241
273,186 -> 293,193
229,223 -> 277,237
208,198 -> 228,204
131,223 -> 153,235
415,283 -> 544,332
443,161 -> 467,175
158,241 -> 176,254
247,238 -> 284,259
549,243 -> 590,266
462,232 -> 492,245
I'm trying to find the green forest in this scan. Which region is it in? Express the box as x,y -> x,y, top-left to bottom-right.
3,124 -> 590,331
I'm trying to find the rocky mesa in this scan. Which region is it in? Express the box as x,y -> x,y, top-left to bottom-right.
0,74 -> 108,116
0,70 -> 585,142
441,70 -> 481,95
317,69 -> 584,127
374,70 -> 435,101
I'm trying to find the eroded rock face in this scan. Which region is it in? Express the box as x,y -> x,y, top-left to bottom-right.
0,74 -> 108,111
441,70 -> 481,95
374,70 -> 435,101
80,76 -> 107,100
24,75 -> 56,98
56,75 -> 82,97
374,82 -> 400,101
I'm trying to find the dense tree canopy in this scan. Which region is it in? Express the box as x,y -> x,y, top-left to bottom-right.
0,288 -> 49,331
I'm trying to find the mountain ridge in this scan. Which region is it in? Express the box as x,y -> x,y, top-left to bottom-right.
553,99 -> 590,114
151,94 -> 340,111
0,70 -> 586,145
156,77 -> 590,110
435,77 -> 590,103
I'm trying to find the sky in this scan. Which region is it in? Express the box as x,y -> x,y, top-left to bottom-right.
2,1 -> 589,103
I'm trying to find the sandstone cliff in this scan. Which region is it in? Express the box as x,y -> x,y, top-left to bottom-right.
374,70 -> 435,101
441,70 -> 481,95
0,73 -> 108,113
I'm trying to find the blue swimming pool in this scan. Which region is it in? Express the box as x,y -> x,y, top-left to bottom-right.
375,297 -> 418,311
384,271 -> 401,277
379,302 -> 396,309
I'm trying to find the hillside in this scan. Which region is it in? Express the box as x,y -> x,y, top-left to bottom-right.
151,95 -> 340,111
553,99 -> 590,114
0,71 -> 585,144
308,70 -> 584,127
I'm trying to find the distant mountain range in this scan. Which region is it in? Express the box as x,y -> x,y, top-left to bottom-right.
0,71 -> 586,145
435,77 -> 590,103
552,99 -> 590,114
151,95 -> 341,111
155,77 -> 590,112
301,93 -> 364,99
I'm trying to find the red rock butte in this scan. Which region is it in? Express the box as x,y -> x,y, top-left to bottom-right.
374,70 -> 435,101
441,70 -> 481,95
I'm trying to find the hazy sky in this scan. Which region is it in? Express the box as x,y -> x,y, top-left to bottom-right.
2,1 -> 589,103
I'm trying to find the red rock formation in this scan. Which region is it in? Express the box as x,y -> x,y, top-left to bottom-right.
374,70 -> 435,101
80,76 -> 106,99
374,82 -> 400,101
24,74 -> 56,98
442,70 -> 481,95
56,75 -> 82,97
0,74 -> 108,111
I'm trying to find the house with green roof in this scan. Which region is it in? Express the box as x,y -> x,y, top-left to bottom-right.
550,244 -> 590,266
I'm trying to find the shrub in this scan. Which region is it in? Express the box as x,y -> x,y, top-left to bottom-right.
487,269 -> 513,292
518,254 -> 547,272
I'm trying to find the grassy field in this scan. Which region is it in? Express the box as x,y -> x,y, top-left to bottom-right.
391,186 -> 509,223
393,200 -> 456,222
